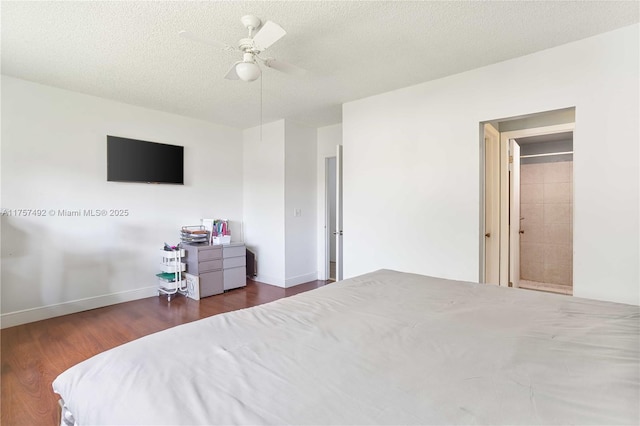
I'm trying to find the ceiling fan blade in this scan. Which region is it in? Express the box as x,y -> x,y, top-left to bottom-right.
179,30 -> 235,52
224,62 -> 241,80
263,58 -> 306,76
252,21 -> 286,50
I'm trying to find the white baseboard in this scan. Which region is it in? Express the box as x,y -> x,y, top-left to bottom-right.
284,272 -> 318,288
253,272 -> 318,288
0,286 -> 158,329
254,273 -> 285,288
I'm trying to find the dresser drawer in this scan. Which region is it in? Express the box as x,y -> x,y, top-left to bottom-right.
223,266 -> 246,290
199,247 -> 222,261
223,244 -> 245,258
223,256 -> 246,269
199,259 -> 223,273
200,270 -> 223,298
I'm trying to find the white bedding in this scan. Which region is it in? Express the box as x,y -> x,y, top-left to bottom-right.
53,270 -> 640,425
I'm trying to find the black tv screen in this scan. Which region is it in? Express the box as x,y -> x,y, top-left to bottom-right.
107,136 -> 184,184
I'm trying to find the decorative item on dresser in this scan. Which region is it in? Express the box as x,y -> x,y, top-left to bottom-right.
180,225 -> 210,244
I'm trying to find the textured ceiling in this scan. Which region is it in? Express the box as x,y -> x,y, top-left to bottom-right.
2,1 -> 638,129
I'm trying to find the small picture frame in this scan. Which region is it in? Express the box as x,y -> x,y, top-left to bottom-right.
185,273 -> 200,300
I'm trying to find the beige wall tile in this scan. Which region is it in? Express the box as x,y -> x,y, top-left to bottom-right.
544,247 -> 573,285
543,161 -> 572,183
521,261 -> 544,282
518,161 -> 573,290
521,203 -> 543,224
544,222 -> 572,244
544,182 -> 572,203
521,163 -> 544,184
521,183 -> 544,204
521,221 -> 544,243
521,242 -> 544,265
544,262 -> 571,285
544,244 -> 573,265
544,203 -> 572,224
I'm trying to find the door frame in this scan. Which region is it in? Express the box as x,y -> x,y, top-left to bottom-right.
335,145 -> 344,281
509,138 -> 521,288
482,123 -> 500,285
497,123 -> 575,287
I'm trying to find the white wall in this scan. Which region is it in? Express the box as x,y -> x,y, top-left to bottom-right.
243,119 -> 317,287
343,24 -> 639,305
316,124 -> 342,280
1,76 -> 244,327
243,120 -> 286,286
284,121 -> 317,287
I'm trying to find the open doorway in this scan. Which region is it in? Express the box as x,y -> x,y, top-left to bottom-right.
515,131 -> 573,295
481,108 -> 575,296
325,157 -> 337,281
320,144 -> 343,283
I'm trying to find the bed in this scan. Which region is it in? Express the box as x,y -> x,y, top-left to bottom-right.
53,269 -> 639,425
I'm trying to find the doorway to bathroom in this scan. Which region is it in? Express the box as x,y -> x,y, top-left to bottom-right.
482,108 -> 575,296
513,129 -> 574,295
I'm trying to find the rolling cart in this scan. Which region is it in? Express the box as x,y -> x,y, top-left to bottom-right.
157,248 -> 186,301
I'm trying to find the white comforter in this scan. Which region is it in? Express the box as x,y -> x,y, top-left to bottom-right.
53,270 -> 640,425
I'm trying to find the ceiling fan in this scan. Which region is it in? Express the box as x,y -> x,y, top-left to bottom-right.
179,15 -> 305,82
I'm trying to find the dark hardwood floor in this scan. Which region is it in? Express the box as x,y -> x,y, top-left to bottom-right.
0,279 -> 329,426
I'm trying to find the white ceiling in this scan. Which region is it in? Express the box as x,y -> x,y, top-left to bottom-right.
2,1 -> 638,129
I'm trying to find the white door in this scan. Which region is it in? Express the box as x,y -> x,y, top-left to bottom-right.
509,139 -> 521,288
335,145 -> 343,281
484,124 -> 500,285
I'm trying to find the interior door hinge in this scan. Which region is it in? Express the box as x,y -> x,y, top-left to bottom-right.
509,155 -> 513,164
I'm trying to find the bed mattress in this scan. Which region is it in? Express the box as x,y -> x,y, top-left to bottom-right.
53,270 -> 640,425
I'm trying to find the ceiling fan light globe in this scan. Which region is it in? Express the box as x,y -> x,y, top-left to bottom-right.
236,62 -> 261,82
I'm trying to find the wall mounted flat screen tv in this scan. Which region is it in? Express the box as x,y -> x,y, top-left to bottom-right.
107,136 -> 184,184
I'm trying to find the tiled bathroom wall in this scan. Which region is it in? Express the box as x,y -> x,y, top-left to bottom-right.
520,161 -> 573,287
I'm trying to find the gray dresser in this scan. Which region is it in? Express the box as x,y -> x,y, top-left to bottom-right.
222,242 -> 247,290
183,244 -> 223,297
183,243 -> 246,297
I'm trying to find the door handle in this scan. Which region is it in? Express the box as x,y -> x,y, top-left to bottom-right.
519,230 -> 524,234
485,232 -> 491,238
333,230 -> 343,236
